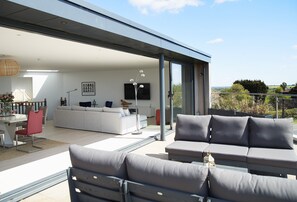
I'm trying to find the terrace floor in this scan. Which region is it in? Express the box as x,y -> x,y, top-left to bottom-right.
0,118 -> 171,199
1,121 -> 297,201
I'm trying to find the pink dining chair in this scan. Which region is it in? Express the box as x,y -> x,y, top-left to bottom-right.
0,130 -> 5,148
15,109 -> 43,152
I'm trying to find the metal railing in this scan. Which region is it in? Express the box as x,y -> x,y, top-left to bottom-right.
0,99 -> 47,115
211,91 -> 297,119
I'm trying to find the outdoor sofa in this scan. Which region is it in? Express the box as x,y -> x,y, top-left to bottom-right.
67,144 -> 297,202
165,114 -> 297,176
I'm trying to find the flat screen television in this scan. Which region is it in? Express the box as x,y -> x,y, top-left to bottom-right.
124,83 -> 150,100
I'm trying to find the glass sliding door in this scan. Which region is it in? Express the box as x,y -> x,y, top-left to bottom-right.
169,62 -> 194,122
171,63 -> 182,121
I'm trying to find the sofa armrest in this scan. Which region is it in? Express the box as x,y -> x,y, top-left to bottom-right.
54,109 -> 85,130
67,167 -> 125,202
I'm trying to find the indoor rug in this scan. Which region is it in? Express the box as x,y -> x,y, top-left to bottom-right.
0,139 -> 67,161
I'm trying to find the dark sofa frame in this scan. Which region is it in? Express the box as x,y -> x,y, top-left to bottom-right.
67,145 -> 297,202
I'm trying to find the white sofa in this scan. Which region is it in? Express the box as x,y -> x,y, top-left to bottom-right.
53,106 -> 147,135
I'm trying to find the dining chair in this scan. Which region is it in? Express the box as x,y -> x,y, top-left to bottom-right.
38,106 -> 48,126
16,105 -> 33,130
15,109 -> 43,152
0,130 -> 5,148
105,101 -> 113,108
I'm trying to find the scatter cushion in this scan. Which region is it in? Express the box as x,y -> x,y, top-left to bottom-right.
126,153 -> 208,197
209,167 -> 297,202
249,117 -> 293,149
211,115 -> 249,146
247,147 -> 297,168
69,144 -> 127,178
71,105 -> 86,111
175,114 -> 211,142
103,107 -> 125,117
85,107 -> 103,112
56,106 -> 72,110
123,108 -> 130,116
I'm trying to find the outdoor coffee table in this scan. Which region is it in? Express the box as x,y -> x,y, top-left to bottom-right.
192,161 -> 248,173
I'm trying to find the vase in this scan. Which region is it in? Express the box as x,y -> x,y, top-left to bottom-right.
1,102 -> 12,116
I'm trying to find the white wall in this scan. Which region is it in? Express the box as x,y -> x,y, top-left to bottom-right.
0,77 -> 12,93
11,77 -> 32,101
1,65 -> 169,120
18,72 -> 63,119
62,67 -> 165,109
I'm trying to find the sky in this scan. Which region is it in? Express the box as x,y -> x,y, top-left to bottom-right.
84,0 -> 297,87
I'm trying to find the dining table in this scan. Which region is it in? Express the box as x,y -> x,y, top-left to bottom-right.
0,114 -> 27,147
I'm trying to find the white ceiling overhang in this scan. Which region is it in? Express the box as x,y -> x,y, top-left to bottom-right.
0,26 -> 159,72
0,0 -> 211,72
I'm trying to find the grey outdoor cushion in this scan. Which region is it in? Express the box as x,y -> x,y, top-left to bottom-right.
249,117 -> 293,149
247,147 -> 297,168
209,167 -> 297,202
175,114 -> 211,142
204,143 -> 248,162
69,144 -> 127,178
126,153 -> 209,197
165,141 -> 209,159
211,115 -> 249,146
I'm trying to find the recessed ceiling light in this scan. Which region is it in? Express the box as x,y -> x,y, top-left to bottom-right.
26,69 -> 59,73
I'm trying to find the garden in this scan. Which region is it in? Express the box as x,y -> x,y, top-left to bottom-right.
211,80 -> 297,122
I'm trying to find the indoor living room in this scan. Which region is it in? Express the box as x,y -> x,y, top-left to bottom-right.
0,27 -> 175,197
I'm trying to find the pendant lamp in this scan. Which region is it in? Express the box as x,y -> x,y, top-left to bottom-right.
0,59 -> 20,76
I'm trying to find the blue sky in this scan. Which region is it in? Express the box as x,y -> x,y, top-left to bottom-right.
85,0 -> 297,87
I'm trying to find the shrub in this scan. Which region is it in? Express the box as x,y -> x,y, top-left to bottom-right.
212,84 -> 272,115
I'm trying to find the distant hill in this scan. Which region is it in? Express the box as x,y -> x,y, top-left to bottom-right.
212,85 -> 295,93
212,86 -> 229,92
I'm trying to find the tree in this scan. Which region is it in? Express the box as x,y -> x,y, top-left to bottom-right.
212,84 -> 271,115
234,79 -> 268,94
233,79 -> 268,102
172,84 -> 182,108
280,82 -> 287,91
289,83 -> 297,94
213,84 -> 252,111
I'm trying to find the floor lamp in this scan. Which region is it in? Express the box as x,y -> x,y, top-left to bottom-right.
66,88 -> 77,106
130,70 -> 145,135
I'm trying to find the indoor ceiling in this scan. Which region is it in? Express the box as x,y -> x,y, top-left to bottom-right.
0,26 -> 160,73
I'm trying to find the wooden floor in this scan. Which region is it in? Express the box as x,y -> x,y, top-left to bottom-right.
0,117 -> 158,171
0,121 -> 120,171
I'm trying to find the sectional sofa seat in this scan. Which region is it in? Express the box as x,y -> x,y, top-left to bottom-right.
67,145 -> 297,202
165,114 -> 297,176
53,106 -> 147,135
